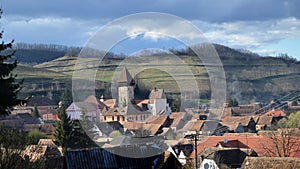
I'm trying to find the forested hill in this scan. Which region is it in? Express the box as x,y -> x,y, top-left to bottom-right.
14,42 -> 300,104
9,43 -> 81,64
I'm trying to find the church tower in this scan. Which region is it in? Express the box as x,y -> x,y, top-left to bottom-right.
117,67 -> 135,108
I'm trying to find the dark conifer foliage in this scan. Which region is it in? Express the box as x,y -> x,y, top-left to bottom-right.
0,9 -> 22,115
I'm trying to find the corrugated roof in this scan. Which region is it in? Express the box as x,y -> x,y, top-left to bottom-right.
65,146 -> 161,169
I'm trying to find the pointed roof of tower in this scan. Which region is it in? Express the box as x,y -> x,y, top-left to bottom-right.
117,67 -> 135,86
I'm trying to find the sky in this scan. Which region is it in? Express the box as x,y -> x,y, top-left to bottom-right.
1,0 -> 300,60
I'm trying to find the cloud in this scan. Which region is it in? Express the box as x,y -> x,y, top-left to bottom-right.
1,16 -> 102,46
193,17 -> 300,50
2,0 -> 300,23
1,0 -> 300,59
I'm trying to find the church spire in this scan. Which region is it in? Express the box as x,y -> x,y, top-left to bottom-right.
117,67 -> 135,86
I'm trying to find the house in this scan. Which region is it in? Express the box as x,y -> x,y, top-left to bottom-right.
145,115 -> 172,127
103,99 -> 116,108
123,121 -> 162,136
178,119 -> 205,135
120,103 -> 152,122
22,139 -> 63,169
200,159 -> 219,169
27,96 -> 59,122
221,116 -> 256,133
224,103 -> 261,115
0,113 -> 43,131
102,102 -> 152,124
255,115 -> 275,131
148,88 -> 171,116
172,140 -> 194,158
96,121 -> 123,137
179,119 -> 228,136
65,146 -> 182,169
101,107 -> 126,124
198,147 -> 257,169
66,95 -> 107,121
242,157 -> 300,169
169,112 -> 193,131
190,135 -> 300,159
265,109 -> 286,121
201,120 -> 229,136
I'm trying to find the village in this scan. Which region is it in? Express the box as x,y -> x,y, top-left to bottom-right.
1,67 -> 300,169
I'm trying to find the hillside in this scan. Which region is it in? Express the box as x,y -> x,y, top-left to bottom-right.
15,43 -> 300,104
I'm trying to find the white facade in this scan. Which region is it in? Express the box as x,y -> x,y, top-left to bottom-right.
66,102 -> 101,121
200,159 -> 219,169
148,98 -> 171,116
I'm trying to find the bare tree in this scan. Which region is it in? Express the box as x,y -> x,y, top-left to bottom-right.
261,128 -> 299,157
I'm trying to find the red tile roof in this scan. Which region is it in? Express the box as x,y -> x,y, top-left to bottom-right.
217,140 -> 250,149
136,99 -> 149,107
190,135 -> 300,158
103,99 -> 116,108
149,89 -> 166,104
84,95 -> 107,109
145,115 -> 167,125
265,109 -> 286,117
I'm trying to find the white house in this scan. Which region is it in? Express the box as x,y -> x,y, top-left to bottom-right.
66,95 -> 107,122
148,88 -> 171,116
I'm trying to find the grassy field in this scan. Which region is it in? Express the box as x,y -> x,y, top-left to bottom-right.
15,52 -> 300,103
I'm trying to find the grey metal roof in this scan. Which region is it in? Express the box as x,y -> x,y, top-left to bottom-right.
65,147 -> 161,169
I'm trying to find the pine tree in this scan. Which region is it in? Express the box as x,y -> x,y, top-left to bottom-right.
33,106 -> 40,118
53,106 -> 72,154
70,113 -> 97,149
0,9 -> 22,115
61,88 -> 72,107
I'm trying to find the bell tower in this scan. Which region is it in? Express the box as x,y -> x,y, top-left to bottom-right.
117,67 -> 135,108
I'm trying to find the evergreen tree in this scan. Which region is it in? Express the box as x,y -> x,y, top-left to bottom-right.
33,106 -> 40,118
0,9 -> 22,115
61,88 -> 73,108
53,105 -> 72,154
70,112 -> 97,149
227,97 -> 239,107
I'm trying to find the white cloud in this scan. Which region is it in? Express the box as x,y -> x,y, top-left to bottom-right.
194,17 -> 300,50
1,15 -> 102,46
2,13 -> 300,59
